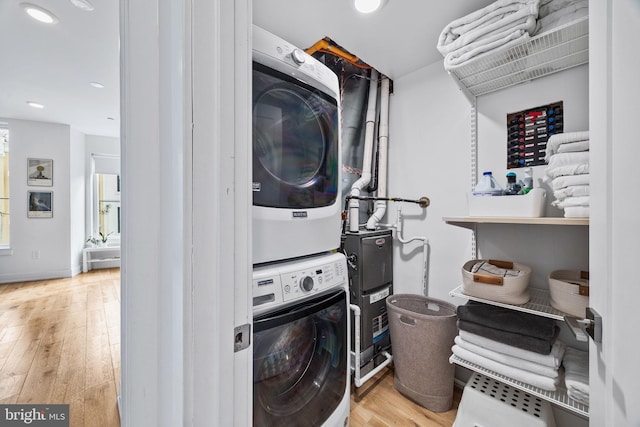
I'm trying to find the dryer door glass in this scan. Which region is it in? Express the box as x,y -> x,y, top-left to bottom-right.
253,63 -> 339,209
253,289 -> 347,426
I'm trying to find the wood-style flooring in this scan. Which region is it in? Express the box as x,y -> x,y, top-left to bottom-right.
0,269 -> 460,427
0,268 -> 120,427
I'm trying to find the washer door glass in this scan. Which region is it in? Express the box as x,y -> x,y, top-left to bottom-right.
253,63 -> 339,209
253,290 -> 347,426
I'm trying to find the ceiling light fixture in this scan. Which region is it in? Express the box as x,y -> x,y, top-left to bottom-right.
354,0 -> 386,14
27,101 -> 45,109
89,82 -> 105,89
70,0 -> 95,12
21,3 -> 59,24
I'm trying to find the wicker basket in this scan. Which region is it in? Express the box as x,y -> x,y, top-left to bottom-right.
548,270 -> 589,317
461,259 -> 531,305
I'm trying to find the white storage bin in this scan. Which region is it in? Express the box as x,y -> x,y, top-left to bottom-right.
454,373 -> 556,427
548,270 -> 589,318
468,188 -> 546,217
461,259 -> 531,305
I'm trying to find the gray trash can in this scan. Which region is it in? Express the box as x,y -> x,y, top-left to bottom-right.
386,294 -> 458,412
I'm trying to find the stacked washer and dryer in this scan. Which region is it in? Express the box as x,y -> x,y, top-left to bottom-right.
251,26 -> 350,427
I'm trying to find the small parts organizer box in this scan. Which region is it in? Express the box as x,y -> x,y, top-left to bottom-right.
461,259 -> 532,305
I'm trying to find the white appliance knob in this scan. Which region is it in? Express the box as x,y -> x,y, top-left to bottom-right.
300,276 -> 314,292
291,49 -> 306,65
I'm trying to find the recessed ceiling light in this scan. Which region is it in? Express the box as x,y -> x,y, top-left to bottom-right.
90,82 -> 105,89
21,3 -> 59,24
70,0 -> 94,12
354,0 -> 386,13
27,101 -> 45,109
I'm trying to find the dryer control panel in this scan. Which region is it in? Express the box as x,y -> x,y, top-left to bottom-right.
252,252 -> 347,315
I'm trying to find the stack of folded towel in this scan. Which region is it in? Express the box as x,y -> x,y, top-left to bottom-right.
563,347 -> 589,405
544,131 -> 590,218
452,301 -> 564,391
437,0 -> 540,70
534,0 -> 588,34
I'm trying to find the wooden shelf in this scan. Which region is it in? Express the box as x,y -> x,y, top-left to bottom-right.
443,216 -> 589,227
451,356 -> 589,418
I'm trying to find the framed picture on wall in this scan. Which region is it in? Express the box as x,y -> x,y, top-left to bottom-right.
27,158 -> 53,186
28,191 -> 53,218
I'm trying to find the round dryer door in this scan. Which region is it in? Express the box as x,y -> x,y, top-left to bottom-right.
253,289 -> 348,426
252,63 -> 339,209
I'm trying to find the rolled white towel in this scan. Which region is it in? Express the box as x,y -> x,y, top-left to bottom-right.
545,131 -> 590,160
551,173 -> 589,190
552,195 -> 589,208
563,206 -> 590,218
544,163 -> 589,180
563,347 -> 589,404
554,184 -> 589,201
437,0 -> 540,56
548,151 -> 589,168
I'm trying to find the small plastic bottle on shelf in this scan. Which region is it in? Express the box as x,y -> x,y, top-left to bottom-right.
505,172 -> 521,195
474,171 -> 503,196
518,167 -> 533,194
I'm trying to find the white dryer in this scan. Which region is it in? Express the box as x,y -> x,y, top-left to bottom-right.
252,26 -> 342,265
252,252 -> 350,427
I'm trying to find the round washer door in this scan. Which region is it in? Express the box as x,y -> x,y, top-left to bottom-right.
252,63 -> 339,209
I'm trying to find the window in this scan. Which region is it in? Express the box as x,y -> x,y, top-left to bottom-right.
0,125 -> 9,248
96,173 -> 121,236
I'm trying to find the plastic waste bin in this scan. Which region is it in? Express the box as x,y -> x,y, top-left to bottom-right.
386,294 -> 458,412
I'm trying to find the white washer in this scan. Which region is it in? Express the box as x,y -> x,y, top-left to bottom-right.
252,252 -> 350,427
252,25 -> 342,265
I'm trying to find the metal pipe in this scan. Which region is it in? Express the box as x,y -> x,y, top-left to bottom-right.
367,77 -> 390,230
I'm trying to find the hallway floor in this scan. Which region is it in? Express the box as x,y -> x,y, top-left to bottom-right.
0,268 -> 120,427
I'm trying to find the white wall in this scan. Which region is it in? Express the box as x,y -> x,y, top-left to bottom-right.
70,128 -> 86,275
0,118 -> 78,282
388,61 -> 472,301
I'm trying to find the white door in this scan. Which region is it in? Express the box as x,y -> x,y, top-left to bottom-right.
589,1 -> 640,425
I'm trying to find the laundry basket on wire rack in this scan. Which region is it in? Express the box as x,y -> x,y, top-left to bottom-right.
386,294 -> 458,412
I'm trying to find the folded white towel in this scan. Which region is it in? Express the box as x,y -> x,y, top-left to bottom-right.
545,131 -> 590,159
451,344 -> 559,391
563,347 -> 589,404
444,28 -> 530,70
437,0 -> 540,56
552,195 -> 589,208
564,206 -> 590,218
534,0 -> 588,34
459,330 -> 566,368
544,163 -> 589,180
548,151 -> 590,168
551,173 -> 590,190
455,335 -> 559,378
554,184 -> 590,200
557,140 -> 590,154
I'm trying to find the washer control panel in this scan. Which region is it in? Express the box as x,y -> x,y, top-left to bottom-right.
252,252 -> 347,314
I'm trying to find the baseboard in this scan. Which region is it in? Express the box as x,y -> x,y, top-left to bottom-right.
0,268 -> 73,284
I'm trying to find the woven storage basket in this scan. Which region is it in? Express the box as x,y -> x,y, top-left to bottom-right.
548,270 -> 589,317
461,259 -> 531,305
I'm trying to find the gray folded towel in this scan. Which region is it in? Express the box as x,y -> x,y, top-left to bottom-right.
457,301 -> 557,341
458,319 -> 559,355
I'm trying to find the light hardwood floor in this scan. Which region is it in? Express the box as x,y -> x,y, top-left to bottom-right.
0,269 -> 459,427
0,268 -> 120,427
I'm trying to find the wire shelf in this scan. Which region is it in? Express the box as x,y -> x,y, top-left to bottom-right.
449,285 -> 577,321
448,17 -> 588,99
452,355 -> 589,418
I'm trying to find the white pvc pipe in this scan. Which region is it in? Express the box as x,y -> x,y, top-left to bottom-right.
366,76 -> 390,230
349,69 -> 379,232
393,206 -> 429,296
